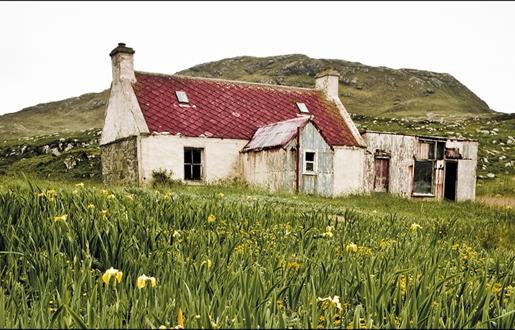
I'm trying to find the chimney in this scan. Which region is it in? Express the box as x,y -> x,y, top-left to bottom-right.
109,42 -> 136,83
315,69 -> 340,99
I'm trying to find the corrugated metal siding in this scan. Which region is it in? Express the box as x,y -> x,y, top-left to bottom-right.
300,123 -> 334,196
362,133 -> 418,197
457,159 -> 476,201
243,117 -> 309,151
240,140 -> 297,192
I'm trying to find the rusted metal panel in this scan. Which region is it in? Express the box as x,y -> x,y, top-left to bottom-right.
434,160 -> 445,200
456,159 -> 476,201
240,139 -> 297,193
373,158 -> 389,192
243,117 -> 309,152
362,132 -> 417,197
299,122 -> 334,196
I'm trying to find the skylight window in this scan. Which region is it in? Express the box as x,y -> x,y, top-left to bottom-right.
296,102 -> 309,113
175,91 -> 189,104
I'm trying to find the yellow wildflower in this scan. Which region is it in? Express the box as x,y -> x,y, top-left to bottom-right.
53,214 -> 67,222
37,192 -> 45,197
218,192 -> 224,198
101,209 -> 108,217
87,204 -> 95,209
102,267 -> 123,285
72,189 -> 79,195
75,182 -> 84,188
159,326 -> 167,330
207,214 -> 216,223
137,274 -> 157,289
107,194 -> 116,199
101,189 -> 109,195
172,230 -> 181,238
322,225 -> 334,238
345,243 -> 358,253
286,261 -> 301,271
207,259 -> 212,269
410,223 -> 422,231
317,295 -> 342,311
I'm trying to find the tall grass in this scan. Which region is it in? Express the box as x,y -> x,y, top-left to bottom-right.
0,179 -> 513,328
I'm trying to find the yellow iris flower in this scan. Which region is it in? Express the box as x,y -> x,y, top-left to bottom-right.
410,223 -> 422,231
345,243 -> 358,253
137,274 -> 157,289
102,267 -> 123,285
53,214 -> 68,222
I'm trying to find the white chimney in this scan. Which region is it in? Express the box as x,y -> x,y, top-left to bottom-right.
109,42 -> 136,83
315,69 -> 340,99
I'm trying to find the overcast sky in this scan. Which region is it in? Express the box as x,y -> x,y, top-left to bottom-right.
1,1 -> 514,115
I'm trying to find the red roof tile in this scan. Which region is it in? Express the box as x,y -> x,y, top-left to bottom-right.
132,72 -> 358,146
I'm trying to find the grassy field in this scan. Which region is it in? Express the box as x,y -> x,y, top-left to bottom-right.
0,178 -> 513,329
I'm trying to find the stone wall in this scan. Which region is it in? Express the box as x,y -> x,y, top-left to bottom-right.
101,137 -> 139,185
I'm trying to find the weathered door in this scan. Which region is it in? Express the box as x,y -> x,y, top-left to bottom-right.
456,160 -> 476,201
374,158 -> 389,192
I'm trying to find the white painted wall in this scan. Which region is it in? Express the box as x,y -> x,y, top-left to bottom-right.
333,146 -> 366,195
138,134 -> 248,184
100,51 -> 149,146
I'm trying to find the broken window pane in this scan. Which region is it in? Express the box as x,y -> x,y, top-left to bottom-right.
184,148 -> 203,180
436,142 -> 445,160
304,151 -> 316,173
413,160 -> 433,194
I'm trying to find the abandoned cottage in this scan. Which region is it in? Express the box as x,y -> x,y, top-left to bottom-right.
100,43 -> 478,201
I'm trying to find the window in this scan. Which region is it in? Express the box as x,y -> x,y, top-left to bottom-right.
304,151 -> 317,174
413,160 -> 434,194
175,91 -> 189,104
184,148 -> 202,180
296,102 -> 309,114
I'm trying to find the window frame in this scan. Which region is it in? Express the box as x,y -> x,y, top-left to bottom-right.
412,159 -> 435,196
184,147 -> 203,181
303,150 -> 317,175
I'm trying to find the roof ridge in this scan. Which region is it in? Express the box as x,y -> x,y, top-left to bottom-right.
134,70 -> 317,92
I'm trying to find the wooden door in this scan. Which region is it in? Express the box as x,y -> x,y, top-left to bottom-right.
374,158 -> 389,192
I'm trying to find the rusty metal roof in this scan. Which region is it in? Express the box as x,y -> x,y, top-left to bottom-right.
242,116 -> 310,152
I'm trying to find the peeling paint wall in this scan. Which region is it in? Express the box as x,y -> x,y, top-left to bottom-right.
363,132 -> 478,201
240,141 -> 297,193
100,52 -> 149,146
299,122 -> 334,196
101,137 -> 139,185
362,133 -> 417,197
138,135 -> 248,184
333,147 -> 366,196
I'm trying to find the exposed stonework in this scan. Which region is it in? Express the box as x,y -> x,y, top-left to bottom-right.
101,137 -> 139,185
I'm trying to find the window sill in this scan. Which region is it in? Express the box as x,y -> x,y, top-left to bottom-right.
412,192 -> 435,197
302,172 -> 317,176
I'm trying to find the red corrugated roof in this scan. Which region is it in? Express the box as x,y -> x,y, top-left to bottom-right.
132,72 -> 358,146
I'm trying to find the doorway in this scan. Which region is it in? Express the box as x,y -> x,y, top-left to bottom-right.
444,161 -> 457,201
374,157 -> 389,192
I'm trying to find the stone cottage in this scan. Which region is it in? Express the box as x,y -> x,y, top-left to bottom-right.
100,43 -> 478,201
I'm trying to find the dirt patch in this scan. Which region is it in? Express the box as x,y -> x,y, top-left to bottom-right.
477,196 -> 515,208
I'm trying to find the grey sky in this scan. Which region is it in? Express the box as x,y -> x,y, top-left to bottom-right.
1,1 -> 514,115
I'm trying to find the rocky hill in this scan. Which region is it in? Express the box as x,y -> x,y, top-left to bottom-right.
0,54 -> 497,142
179,54 -> 494,118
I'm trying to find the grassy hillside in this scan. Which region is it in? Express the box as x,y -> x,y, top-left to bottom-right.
0,90 -> 108,141
179,54 -> 495,118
